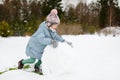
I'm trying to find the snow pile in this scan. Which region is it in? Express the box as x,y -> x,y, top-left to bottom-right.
99,27 -> 120,36
0,35 -> 120,80
0,70 -> 46,80
42,41 -> 75,80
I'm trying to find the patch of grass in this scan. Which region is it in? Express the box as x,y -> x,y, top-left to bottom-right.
0,67 -> 17,75
23,65 -> 31,69
0,71 -> 6,75
0,65 -> 43,75
57,23 -> 82,35
9,67 -> 17,71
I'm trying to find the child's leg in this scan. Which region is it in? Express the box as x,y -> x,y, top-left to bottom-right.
22,57 -> 36,64
35,60 -> 42,67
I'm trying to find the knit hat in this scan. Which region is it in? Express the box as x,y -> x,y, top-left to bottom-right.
46,9 -> 60,25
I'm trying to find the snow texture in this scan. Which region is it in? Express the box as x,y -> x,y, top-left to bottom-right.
0,35 -> 120,80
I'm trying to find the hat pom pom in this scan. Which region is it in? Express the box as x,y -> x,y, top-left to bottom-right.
51,9 -> 58,15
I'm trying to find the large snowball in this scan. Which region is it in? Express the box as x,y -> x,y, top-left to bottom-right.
42,42 -> 75,79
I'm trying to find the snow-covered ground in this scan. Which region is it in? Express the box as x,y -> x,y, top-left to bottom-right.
0,35 -> 120,80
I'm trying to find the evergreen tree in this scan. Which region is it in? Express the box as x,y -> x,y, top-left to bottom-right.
1,0 -> 43,36
0,4 -> 9,22
97,0 -> 119,28
3,0 -> 22,36
114,7 -> 120,26
97,0 -> 109,28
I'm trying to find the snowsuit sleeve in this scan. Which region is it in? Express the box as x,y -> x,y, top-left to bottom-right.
54,33 -> 65,42
37,26 -> 52,45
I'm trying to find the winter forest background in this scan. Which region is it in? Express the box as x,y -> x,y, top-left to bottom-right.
0,0 -> 120,37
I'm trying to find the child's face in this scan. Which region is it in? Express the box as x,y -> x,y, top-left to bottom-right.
51,24 -> 58,30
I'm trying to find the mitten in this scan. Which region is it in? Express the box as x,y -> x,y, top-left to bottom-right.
65,40 -> 73,48
51,40 -> 58,48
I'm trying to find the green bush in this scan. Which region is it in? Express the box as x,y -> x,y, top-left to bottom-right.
0,21 -> 13,37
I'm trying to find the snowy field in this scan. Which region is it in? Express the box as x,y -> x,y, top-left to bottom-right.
0,34 -> 120,80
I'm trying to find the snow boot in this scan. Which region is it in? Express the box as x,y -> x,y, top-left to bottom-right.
18,59 -> 24,69
34,65 -> 43,75
34,65 -> 39,73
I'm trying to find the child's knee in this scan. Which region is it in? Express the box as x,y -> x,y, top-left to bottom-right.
30,58 -> 36,63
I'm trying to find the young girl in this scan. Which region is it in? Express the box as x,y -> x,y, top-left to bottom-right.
18,9 -> 73,72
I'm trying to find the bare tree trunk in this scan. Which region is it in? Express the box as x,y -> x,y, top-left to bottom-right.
109,5 -> 112,27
